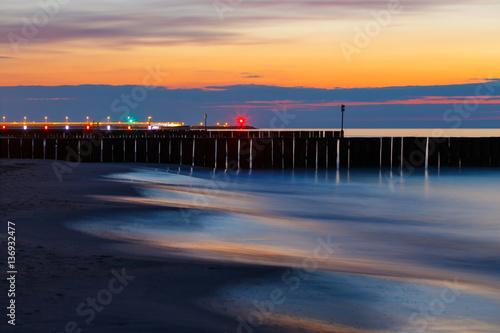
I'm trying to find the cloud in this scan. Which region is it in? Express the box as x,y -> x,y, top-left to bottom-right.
0,20 -> 245,48
1,0 -> 496,48
1,82 -> 500,128
479,78 -> 500,82
0,56 -> 13,59
23,97 -> 77,101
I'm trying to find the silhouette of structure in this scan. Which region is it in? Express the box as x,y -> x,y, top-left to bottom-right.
1,128 -> 499,169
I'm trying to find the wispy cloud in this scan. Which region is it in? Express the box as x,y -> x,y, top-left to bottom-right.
1,0 -> 496,48
479,78 -> 500,82
23,97 -> 77,101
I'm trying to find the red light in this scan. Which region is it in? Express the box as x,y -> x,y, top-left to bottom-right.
236,115 -> 247,128
86,125 -> 90,130
127,126 -> 131,130
44,125 -> 48,130
2,125 -> 5,129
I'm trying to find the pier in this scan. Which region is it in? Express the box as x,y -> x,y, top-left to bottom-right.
1,128 -> 499,169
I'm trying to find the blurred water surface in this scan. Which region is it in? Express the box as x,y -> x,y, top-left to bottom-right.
70,167 -> 500,332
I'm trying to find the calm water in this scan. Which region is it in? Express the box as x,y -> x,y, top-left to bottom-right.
70,166 -> 500,332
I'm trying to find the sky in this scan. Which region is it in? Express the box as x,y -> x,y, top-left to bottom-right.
1,0 -> 500,128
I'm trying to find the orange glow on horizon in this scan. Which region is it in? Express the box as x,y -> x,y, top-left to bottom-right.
1,40 -> 498,90
0,3 -> 498,90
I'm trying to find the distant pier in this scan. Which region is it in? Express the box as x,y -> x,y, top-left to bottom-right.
1,128 -> 499,169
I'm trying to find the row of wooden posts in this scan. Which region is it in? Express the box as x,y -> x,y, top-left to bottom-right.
1,136 -> 499,169
0,129 -> 337,139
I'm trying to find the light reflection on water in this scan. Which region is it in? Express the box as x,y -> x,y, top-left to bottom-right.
76,168 -> 500,281
70,167 -> 500,332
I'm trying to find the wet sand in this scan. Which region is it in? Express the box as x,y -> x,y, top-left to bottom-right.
0,160 -> 291,333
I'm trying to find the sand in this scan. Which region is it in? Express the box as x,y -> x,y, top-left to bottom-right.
0,159 -> 297,333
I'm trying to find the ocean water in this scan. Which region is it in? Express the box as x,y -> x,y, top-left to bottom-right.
69,166 -> 500,332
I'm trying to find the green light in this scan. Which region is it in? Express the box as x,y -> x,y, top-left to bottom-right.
124,115 -> 136,124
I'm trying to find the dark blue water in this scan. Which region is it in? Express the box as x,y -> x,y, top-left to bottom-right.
70,167 -> 500,332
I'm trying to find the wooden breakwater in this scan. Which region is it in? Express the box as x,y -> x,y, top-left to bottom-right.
1,129 -> 499,169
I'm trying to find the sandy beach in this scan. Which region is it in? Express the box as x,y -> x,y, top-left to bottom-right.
0,160 -> 295,333
1,159 -> 500,333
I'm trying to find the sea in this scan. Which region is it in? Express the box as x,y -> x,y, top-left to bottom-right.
69,165 -> 500,332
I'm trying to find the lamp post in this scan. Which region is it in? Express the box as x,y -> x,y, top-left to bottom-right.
340,104 -> 345,138
2,116 -> 5,123
45,116 -> 47,123
148,116 -> 152,125
86,116 -> 89,124
107,116 -> 110,124
24,116 -> 27,124
204,113 -> 207,131
66,116 -> 68,124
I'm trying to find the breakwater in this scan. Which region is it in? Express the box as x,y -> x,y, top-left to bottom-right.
1,129 -> 499,169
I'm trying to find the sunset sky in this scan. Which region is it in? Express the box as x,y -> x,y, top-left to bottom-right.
1,0 -> 500,127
